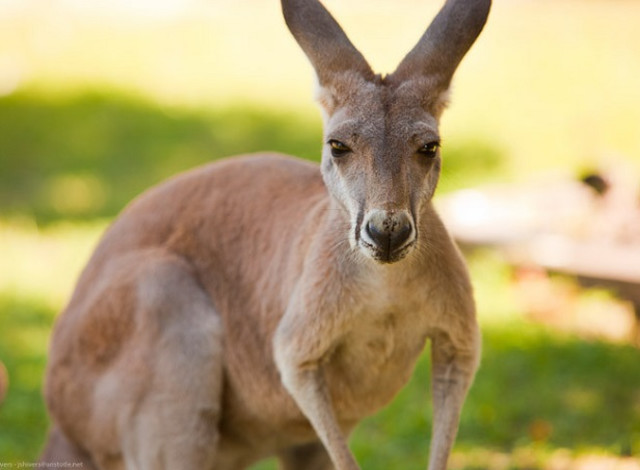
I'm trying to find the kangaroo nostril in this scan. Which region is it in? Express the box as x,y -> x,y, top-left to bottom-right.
392,222 -> 412,249
365,220 -> 387,246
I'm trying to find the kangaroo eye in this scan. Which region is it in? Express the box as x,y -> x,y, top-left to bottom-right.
417,141 -> 440,158
328,139 -> 351,158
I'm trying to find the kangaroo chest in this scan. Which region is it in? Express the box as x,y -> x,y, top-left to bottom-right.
323,278 -> 434,420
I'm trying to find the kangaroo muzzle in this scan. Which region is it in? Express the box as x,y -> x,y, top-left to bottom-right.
359,209 -> 416,263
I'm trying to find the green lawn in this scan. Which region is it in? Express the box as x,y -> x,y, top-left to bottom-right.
1,0 -> 640,467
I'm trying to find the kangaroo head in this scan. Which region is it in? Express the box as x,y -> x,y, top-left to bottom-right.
282,0 -> 491,263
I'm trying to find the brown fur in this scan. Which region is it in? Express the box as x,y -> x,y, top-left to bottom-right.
0,361 -> 7,405
41,1 -> 491,469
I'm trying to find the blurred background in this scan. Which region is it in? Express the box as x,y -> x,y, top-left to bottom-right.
1,0 -> 639,468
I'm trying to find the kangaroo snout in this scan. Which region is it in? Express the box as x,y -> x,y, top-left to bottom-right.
360,210 -> 415,263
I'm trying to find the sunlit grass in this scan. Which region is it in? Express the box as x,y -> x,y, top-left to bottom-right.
0,219 -> 106,306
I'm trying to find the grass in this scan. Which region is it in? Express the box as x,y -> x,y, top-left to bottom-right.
0,294 -> 51,460
0,91 -> 322,223
1,0 -> 640,467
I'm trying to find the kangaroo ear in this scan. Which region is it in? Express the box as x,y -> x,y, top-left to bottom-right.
282,0 -> 374,87
390,0 -> 491,93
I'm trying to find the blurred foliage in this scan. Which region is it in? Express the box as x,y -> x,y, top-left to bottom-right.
0,90 -> 505,225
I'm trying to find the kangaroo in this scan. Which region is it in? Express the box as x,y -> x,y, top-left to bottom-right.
40,0 -> 491,468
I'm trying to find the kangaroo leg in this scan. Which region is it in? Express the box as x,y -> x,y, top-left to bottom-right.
274,272 -> 360,470
427,326 -> 480,470
278,442 -> 334,470
115,254 -> 224,470
52,252 -> 225,470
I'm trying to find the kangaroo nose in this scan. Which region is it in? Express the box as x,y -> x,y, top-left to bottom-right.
363,211 -> 414,257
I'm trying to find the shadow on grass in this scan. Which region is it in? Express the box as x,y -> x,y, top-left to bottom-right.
0,89 -> 504,225
1,287 -> 638,465
0,90 -> 322,224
